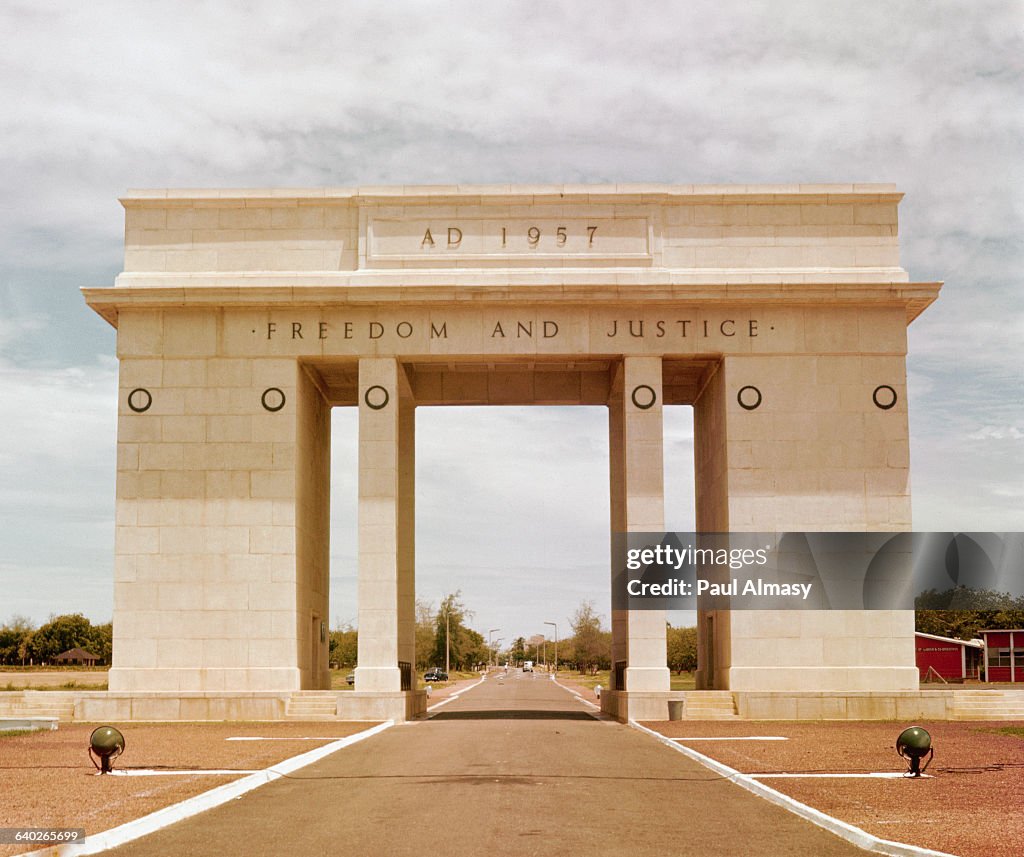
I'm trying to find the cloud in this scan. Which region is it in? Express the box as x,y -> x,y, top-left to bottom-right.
968,426 -> 1024,441
1,1 -> 1022,630
0,351 -> 117,623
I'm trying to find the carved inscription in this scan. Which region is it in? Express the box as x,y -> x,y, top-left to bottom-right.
420,224 -> 599,249
368,218 -> 649,261
262,317 -> 762,342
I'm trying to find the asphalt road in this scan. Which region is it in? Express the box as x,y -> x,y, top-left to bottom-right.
106,671 -> 867,856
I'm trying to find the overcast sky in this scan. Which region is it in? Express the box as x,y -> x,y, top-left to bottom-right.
1,2 -> 1021,644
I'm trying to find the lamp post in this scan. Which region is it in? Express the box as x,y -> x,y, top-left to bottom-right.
444,606 -> 450,676
489,628 -> 500,668
544,621 -> 558,673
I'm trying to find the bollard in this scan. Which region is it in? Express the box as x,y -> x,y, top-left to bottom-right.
668,700 -> 684,721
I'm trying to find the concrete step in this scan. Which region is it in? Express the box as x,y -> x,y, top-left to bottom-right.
954,713 -> 1024,720
954,701 -> 1024,708
2,695 -> 76,721
285,692 -> 339,719
682,691 -> 739,719
953,692 -> 1024,699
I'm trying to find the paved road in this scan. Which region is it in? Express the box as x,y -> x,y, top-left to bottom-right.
107,671 -> 867,856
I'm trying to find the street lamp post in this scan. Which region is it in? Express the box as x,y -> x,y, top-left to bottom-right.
489,628 -> 500,669
544,621 -> 558,673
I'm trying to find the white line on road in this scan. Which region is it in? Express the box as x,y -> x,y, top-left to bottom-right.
550,676 -> 601,711
225,736 -> 341,741
426,673 -> 488,713
631,720 -> 955,857
104,769 -> 260,777
19,720 -> 395,857
672,736 -> 789,742
748,772 -> 933,779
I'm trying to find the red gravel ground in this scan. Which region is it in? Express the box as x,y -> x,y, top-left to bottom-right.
642,719 -> 1024,857
0,721 -> 375,857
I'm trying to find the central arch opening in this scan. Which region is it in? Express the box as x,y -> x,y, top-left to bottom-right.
326,389 -> 698,703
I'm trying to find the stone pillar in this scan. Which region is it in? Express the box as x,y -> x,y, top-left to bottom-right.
693,360 -> 730,691
354,358 -> 416,693
109,310 -> 309,694
607,357 -> 671,709
698,337 -> 918,693
295,365 -> 331,690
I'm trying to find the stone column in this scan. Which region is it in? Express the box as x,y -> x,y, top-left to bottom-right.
355,358 -> 415,693
608,357 -> 671,698
693,360 -> 730,691
109,310 -> 310,696
700,340 -> 918,696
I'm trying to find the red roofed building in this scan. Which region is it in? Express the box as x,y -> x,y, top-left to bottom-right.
914,632 -> 982,682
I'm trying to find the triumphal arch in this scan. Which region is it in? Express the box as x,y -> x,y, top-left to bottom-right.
83,184 -> 940,721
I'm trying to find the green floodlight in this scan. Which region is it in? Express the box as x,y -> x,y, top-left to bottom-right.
895,726 -> 933,778
89,725 -> 125,774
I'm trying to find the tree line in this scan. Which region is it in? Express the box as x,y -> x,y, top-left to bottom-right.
914,587 -> 1024,640
0,614 -> 112,666
328,596 -> 700,675
17,593 -> 1014,674
330,591 -> 493,671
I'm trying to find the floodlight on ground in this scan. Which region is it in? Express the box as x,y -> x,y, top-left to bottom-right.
89,725 -> 125,774
895,726 -> 932,777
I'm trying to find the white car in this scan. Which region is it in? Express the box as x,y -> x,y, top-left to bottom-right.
523,660 -> 534,672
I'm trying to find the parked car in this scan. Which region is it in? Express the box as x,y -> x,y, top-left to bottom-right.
345,672 -> 355,686
424,668 -> 449,682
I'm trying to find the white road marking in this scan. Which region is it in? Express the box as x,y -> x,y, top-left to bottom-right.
426,673 -> 488,713
631,721 -> 955,857
550,676 -> 602,711
103,769 -> 259,777
19,720 -> 395,857
749,772 -> 933,779
672,736 -> 789,742
226,736 -> 339,741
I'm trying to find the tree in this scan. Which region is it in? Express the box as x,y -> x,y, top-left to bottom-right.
432,591 -> 474,671
0,616 -> 35,666
570,601 -> 609,674
509,636 -> 527,666
667,624 -> 698,674
461,628 -> 490,670
28,614 -> 95,663
88,622 -> 113,665
415,599 -> 437,671
329,624 -> 358,668
915,588 -> 1024,640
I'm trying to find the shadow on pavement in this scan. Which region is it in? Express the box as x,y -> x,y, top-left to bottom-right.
429,709 -> 597,721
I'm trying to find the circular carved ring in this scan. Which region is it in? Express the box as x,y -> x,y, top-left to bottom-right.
261,387 -> 286,413
631,384 -> 657,410
127,388 -> 152,413
737,385 -> 762,411
873,384 -> 898,410
364,385 -> 390,410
